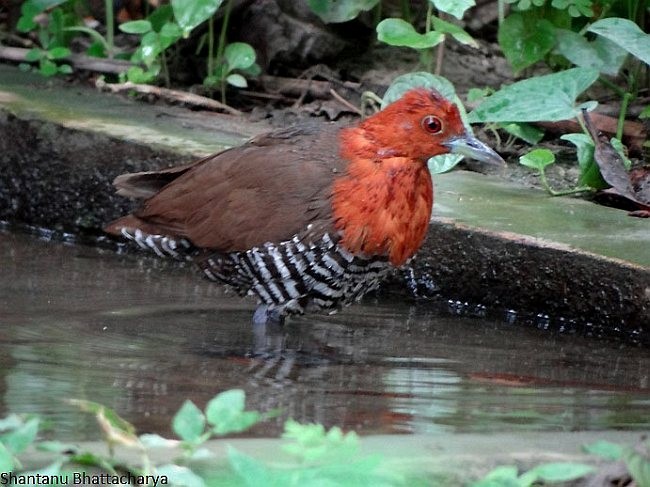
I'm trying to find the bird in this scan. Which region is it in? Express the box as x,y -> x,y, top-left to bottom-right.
105,88 -> 504,325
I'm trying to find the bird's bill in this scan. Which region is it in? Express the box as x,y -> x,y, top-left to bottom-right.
444,132 -> 505,167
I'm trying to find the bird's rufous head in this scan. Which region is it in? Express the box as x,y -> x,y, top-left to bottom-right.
359,88 -> 504,166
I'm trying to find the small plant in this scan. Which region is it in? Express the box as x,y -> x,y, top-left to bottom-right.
2,392 -> 650,486
203,42 -> 260,103
16,1 -> 75,76
119,9 -> 182,86
471,462 -> 595,487
376,0 -> 478,74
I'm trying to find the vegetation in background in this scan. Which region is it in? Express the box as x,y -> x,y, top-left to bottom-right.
2,0 -> 649,199
1,390 -> 648,486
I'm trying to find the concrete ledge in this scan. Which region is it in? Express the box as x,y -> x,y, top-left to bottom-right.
0,65 -> 647,339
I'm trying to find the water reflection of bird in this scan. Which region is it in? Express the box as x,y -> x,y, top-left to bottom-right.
105,88 -> 503,325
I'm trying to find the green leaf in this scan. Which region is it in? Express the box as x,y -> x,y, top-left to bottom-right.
429,154 -> 463,174
203,75 -> 220,87
554,28 -> 627,75
519,148 -> 555,170
156,464 -> 206,487
527,462 -> 594,483
281,419 -> 359,464
68,400 -> 136,436
138,31 -> 162,66
561,133 -> 606,188
139,433 -> 180,449
126,66 -> 158,83
0,418 -> 39,454
623,447 -> 650,487
430,16 -> 477,47
172,400 -> 205,442
47,46 -> 70,59
148,4 -> 174,32
206,390 -> 245,425
18,63 -> 33,72
500,122 -> 544,144
206,390 -> 262,435
40,59 -> 59,77
430,0 -> 475,20
583,440 -> 624,460
240,62 -> 262,77
17,0 -> 68,32
227,446 -> 272,485
86,41 -> 106,58
468,67 -> 599,123
25,48 -> 44,62
159,22 -> 183,49
57,64 -> 72,74
498,13 -> 555,72
383,72 -> 457,107
467,87 -> 491,103
377,18 -> 444,49
551,0 -> 593,16
307,0 -> 379,23
119,20 -> 153,34
640,106 -> 650,119
226,73 -> 248,88
172,0 -> 224,35
0,442 -> 14,471
225,42 -> 256,70
382,72 -> 471,127
588,18 -> 650,66
471,465 -> 521,486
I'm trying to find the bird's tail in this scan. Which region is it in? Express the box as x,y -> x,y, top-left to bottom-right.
105,215 -> 193,261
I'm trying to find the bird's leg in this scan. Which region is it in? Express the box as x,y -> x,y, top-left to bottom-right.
251,305 -> 287,359
252,304 -> 285,327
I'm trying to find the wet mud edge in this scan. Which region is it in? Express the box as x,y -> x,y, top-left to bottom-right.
0,104 -> 648,337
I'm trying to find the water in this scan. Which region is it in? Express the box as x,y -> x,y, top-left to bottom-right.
1,230 -> 648,441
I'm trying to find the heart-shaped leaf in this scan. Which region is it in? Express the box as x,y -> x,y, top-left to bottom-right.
172,0 -> 224,35
377,18 -> 444,49
307,0 -> 379,23
588,18 -> 650,66
498,13 -> 555,72
468,67 -> 599,123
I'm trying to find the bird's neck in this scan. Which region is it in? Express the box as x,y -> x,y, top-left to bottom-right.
331,127 -> 434,266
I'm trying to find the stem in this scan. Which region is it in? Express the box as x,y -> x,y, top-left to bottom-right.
434,38 -> 445,75
216,0 -> 233,68
161,52 -> 170,87
597,76 -> 626,97
373,1 -> 382,28
498,0 -> 505,24
208,16 -> 214,77
104,0 -> 114,58
539,169 -> 593,196
425,2 -> 434,72
400,0 -> 412,23
617,91 -> 632,140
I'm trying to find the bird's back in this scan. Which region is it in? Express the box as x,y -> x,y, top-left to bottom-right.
105,122 -> 391,314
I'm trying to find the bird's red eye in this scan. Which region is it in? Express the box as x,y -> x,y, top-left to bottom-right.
421,115 -> 443,134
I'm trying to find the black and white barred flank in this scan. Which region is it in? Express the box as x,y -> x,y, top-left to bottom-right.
120,228 -> 193,260
120,228 -> 391,315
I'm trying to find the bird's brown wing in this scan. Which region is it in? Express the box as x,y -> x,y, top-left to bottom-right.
105,123 -> 346,252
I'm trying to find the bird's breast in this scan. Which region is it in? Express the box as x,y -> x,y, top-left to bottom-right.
330,157 -> 433,266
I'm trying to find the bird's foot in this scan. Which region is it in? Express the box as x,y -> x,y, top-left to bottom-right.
252,305 -> 285,327
251,305 -> 287,359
